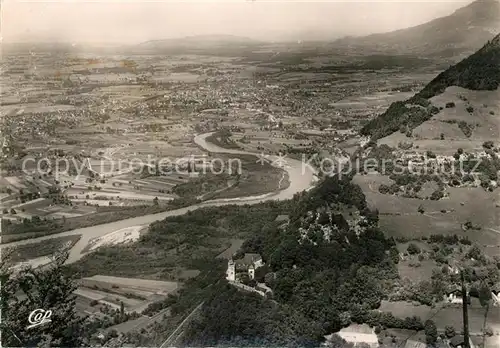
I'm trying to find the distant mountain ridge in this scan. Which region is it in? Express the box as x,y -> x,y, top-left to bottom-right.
135,34 -> 263,51
360,33 -> 500,139
334,0 -> 500,57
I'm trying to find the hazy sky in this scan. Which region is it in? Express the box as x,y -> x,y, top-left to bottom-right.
1,0 -> 475,43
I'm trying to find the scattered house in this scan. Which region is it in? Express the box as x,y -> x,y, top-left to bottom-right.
491,282 -> 500,306
447,264 -> 460,275
445,289 -> 463,304
226,253 -> 263,282
335,323 -> 379,348
490,282 -> 500,296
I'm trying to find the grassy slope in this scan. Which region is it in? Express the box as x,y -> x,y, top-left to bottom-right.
361,34 -> 500,140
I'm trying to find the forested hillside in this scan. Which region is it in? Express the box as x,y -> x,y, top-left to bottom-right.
361,34 -> 500,140
181,176 -> 414,347
182,283 -> 324,347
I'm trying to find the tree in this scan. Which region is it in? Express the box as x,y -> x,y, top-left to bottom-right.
10,208 -> 16,215
264,272 -> 275,288
356,344 -> 371,348
254,265 -> 269,283
407,243 -> 421,255
424,319 -> 438,345
153,197 -> 159,206
426,150 -> 436,159
325,334 -> 354,348
0,250 -> 85,347
445,325 -> 456,338
478,282 -> 492,308
466,244 -> 482,260
389,247 -> 400,264
240,273 -> 250,285
483,141 -> 494,149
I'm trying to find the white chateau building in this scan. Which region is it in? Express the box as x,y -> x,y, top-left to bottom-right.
226,253 -> 264,282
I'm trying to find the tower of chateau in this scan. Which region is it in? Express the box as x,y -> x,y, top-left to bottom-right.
248,264 -> 255,280
226,259 -> 235,281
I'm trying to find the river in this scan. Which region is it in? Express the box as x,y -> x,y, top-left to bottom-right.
2,132 -> 317,265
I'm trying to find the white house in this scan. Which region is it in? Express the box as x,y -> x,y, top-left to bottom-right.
491,282 -> 500,306
445,289 -> 463,304
226,253 -> 264,282
331,324 -> 379,348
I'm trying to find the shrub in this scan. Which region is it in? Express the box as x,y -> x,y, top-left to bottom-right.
458,121 -> 473,137
484,327 -> 494,337
483,141 -> 495,149
424,320 -> 438,345
445,102 -> 456,108
407,243 -> 421,255
466,106 -> 474,113
445,325 -> 456,338
430,190 -> 444,201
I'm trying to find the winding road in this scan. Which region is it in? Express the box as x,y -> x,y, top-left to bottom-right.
2,132 -> 317,265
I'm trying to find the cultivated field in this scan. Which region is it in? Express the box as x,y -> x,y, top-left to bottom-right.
353,174 -> 500,250
378,86 -> 500,154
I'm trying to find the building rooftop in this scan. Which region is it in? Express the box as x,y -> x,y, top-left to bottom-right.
234,253 -> 262,267
338,323 -> 374,335
404,339 -> 427,348
449,335 -> 465,347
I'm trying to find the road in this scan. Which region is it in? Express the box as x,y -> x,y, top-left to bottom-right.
2,132 -> 317,265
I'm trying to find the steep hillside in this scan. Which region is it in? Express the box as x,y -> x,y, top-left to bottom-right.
361,34 -> 500,140
334,0 -> 500,56
417,34 -> 500,98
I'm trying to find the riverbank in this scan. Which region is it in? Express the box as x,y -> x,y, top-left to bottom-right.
2,132 -> 317,266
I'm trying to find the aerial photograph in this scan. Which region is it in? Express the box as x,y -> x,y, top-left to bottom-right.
0,0 -> 499,347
